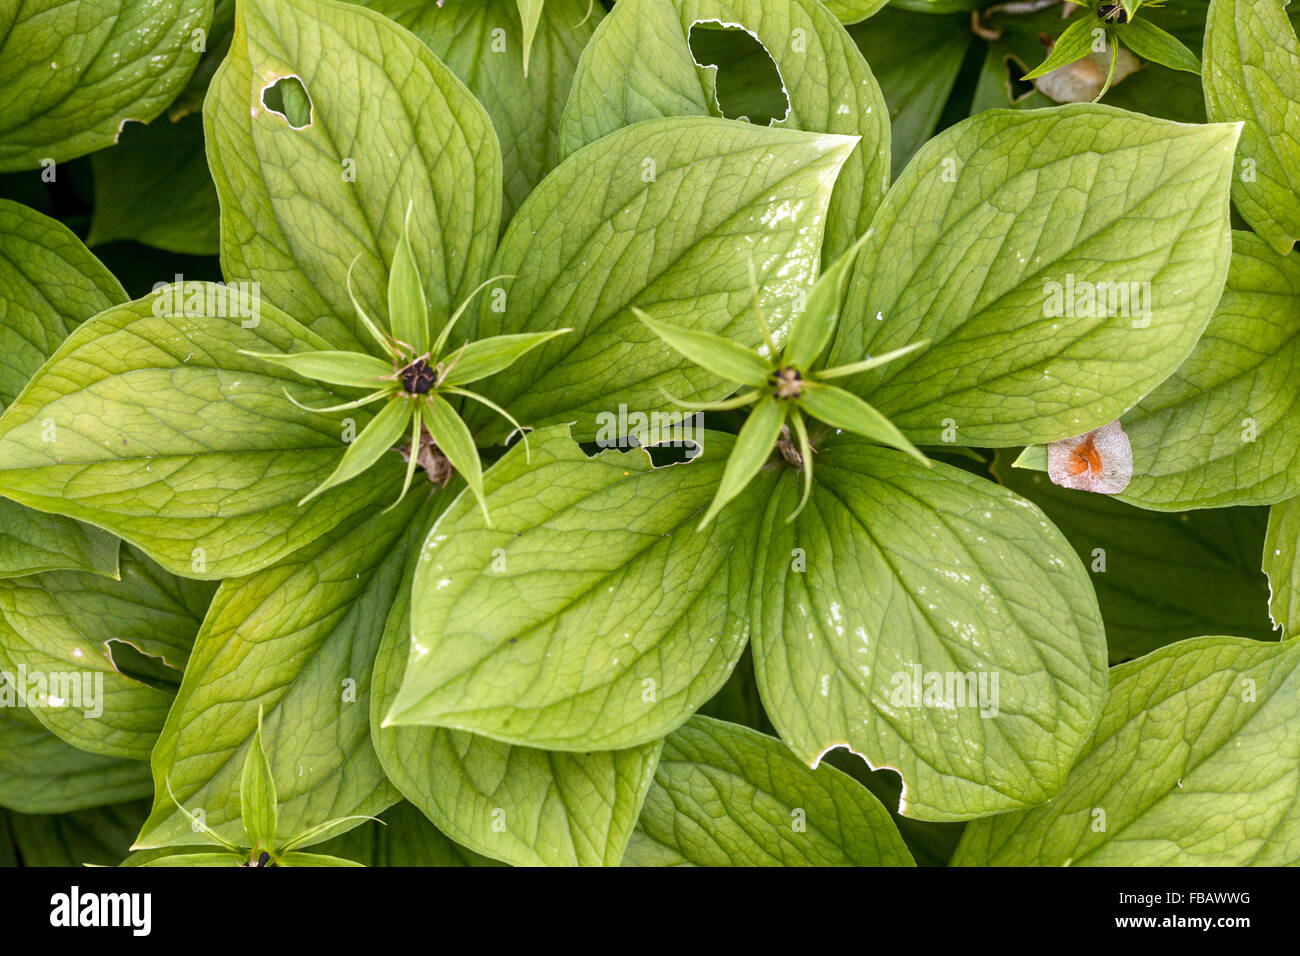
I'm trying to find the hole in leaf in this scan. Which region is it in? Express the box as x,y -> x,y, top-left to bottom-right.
1004,55 -> 1037,101
262,76 -> 313,128
688,21 -> 790,127
643,439 -> 702,468
106,640 -> 183,692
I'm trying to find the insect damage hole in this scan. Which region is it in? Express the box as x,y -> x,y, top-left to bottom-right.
688,20 -> 791,127
1004,55 -> 1037,102
261,75 -> 313,129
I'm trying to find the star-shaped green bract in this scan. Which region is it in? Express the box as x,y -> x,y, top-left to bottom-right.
635,231 -> 930,529
1020,0 -> 1200,102
153,707 -> 371,867
243,205 -> 567,525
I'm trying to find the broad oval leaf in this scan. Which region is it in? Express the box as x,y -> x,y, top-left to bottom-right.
206,0 -> 501,351
748,436 -> 1108,821
355,0 -> 602,226
0,0 -> 210,171
1265,496 -> 1299,639
1114,232 -> 1300,509
1203,0 -> 1300,255
387,426 -> 761,751
0,708 -> 152,814
558,0 -> 890,260
371,555 -> 662,868
622,715 -> 913,866
0,287 -> 404,579
0,198 -> 125,579
466,117 -> 857,442
953,635 -> 1300,865
131,494 -> 429,850
829,104 -> 1240,446
0,547 -> 212,759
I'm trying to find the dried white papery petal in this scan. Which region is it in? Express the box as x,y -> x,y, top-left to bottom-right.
1034,48 -> 1140,103
1047,419 -> 1132,494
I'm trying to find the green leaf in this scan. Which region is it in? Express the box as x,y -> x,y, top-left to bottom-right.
0,709 -> 152,814
0,288 -> 404,579
829,105 -> 1239,446
467,117 -> 856,442
748,436 -> 1107,821
206,0 -> 501,351
784,231 -> 871,370
240,713 -> 278,851
1114,233 -> 1300,509
1021,16 -> 1098,81
387,426 -> 761,750
953,635 -> 1300,865
820,0 -> 888,24
558,0 -> 890,261
846,9 -> 971,179
388,209 -> 430,354
371,554 -> 662,867
700,396 -> 786,529
0,498 -> 119,581
995,454 -> 1276,662
276,851 -> 364,867
419,395 -> 487,521
440,330 -> 571,388
87,113 -> 221,256
633,310 -> 770,388
622,716 -> 913,866
139,851 -> 246,867
1265,496 -> 1299,638
0,0 -> 211,170
314,801 -> 502,867
244,350 -> 395,390
516,0 -> 545,76
1204,0 -> 1300,255
798,383 -> 926,465
1115,18 -> 1200,75
0,199 -> 125,579
357,0 -> 602,226
0,199 -> 127,411
131,495 -> 428,850
890,0 -> 979,10
303,398 -> 412,505
0,547 -> 212,759
167,0 -> 237,123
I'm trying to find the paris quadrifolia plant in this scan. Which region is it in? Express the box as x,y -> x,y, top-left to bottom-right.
149,710 -> 374,868
635,232 -> 930,529
242,204 -> 569,524
1022,0 -> 1201,102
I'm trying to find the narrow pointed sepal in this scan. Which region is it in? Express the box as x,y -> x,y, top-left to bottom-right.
420,394 -> 490,526
633,307 -> 771,388
300,398 -> 414,505
441,329 -> 570,387
388,203 -> 429,354
241,349 -> 393,389
784,230 -> 872,369
798,383 -> 929,467
699,395 -> 787,529
786,410 -> 815,524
